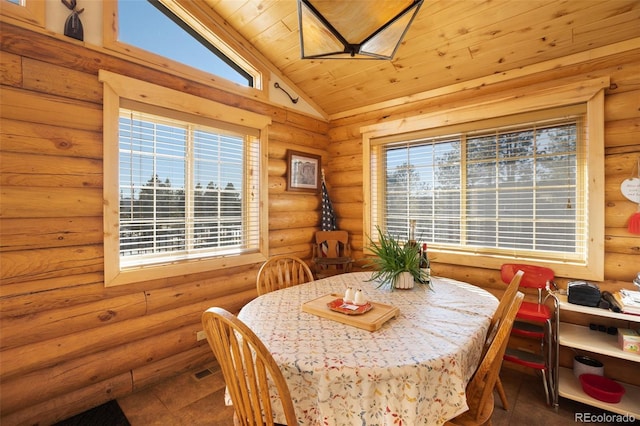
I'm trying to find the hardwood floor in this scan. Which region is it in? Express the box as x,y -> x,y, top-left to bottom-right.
117,364 -> 635,425
118,362 -> 234,426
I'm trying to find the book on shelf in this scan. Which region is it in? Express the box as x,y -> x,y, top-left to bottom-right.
613,290 -> 640,315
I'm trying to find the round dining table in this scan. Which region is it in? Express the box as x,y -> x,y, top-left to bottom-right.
237,271 -> 499,426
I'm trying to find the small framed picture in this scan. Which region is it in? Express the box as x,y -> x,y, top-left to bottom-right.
287,150 -> 321,193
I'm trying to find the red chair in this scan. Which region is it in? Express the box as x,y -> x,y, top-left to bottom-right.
500,263 -> 557,406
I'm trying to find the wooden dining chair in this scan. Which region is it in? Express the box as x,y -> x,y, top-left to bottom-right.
485,269 -> 524,411
201,307 -> 298,426
256,255 -> 314,296
445,292 -> 524,426
311,230 -> 354,279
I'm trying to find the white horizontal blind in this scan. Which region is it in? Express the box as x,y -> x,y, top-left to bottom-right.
380,116 -> 585,261
118,108 -> 260,269
383,136 -> 461,243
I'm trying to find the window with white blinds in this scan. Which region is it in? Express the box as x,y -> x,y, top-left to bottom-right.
101,70 -> 270,287
118,109 -> 261,269
372,114 -> 586,263
365,79 -> 606,280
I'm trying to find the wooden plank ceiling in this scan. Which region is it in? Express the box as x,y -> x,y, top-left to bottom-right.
203,0 -> 640,116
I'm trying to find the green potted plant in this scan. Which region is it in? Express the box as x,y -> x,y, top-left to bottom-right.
364,226 -> 429,289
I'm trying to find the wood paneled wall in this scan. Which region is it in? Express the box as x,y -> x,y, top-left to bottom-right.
0,22 -> 329,425
328,49 -> 640,290
326,47 -> 640,385
1,17 -> 639,425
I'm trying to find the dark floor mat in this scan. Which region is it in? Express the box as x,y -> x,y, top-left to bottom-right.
53,400 -> 130,426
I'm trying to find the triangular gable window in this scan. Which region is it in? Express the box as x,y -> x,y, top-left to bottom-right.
110,0 -> 258,88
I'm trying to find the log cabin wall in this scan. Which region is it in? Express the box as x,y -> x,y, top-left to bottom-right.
1,9 -> 639,425
0,21 -> 329,425
327,48 -> 640,383
329,49 -> 640,286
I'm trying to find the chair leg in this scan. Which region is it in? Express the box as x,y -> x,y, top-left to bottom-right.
541,368 -> 551,406
495,376 -> 509,411
541,318 -> 556,406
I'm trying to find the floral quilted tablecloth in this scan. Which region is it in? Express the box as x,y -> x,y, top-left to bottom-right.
237,272 -> 498,426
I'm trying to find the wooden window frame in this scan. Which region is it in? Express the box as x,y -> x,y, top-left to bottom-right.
362,77 -> 608,281
0,0 -> 45,27
102,0 -> 268,100
100,70 -> 270,287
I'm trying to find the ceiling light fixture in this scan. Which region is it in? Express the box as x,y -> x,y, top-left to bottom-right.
298,0 -> 423,60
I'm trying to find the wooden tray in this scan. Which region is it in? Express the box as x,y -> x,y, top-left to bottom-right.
301,293 -> 399,331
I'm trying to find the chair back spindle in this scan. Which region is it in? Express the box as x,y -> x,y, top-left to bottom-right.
485,270 -> 524,349
202,307 -> 298,426
311,230 -> 354,279
447,292 -> 524,425
257,255 -> 314,296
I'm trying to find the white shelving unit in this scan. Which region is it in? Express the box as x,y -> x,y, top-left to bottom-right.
556,294 -> 640,417
557,368 -> 640,416
559,323 -> 639,362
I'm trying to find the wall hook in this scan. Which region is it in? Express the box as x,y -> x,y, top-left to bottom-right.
274,82 -> 299,104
